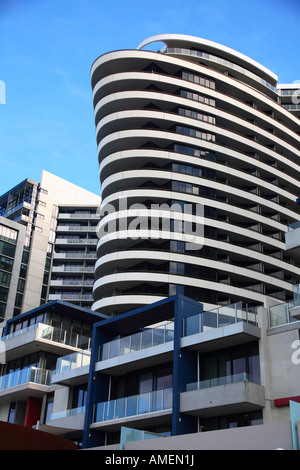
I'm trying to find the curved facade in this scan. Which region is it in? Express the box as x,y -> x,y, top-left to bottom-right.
91,34 -> 300,315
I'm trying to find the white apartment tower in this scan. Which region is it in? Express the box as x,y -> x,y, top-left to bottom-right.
91,34 -> 300,316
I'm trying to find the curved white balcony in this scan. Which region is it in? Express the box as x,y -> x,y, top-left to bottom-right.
96,108 -> 300,161
99,148 -> 300,195
99,168 -> 298,221
92,271 -> 269,305
93,250 -> 293,292
95,89 -> 300,148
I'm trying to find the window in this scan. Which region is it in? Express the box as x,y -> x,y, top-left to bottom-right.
39,188 -> 48,195
0,286 -> 8,302
45,393 -> 54,422
202,343 -> 260,382
0,240 -> 16,258
8,402 -> 16,423
0,255 -> 13,272
72,384 -> 88,409
0,225 -> 17,242
139,371 -> 153,394
0,271 -> 11,287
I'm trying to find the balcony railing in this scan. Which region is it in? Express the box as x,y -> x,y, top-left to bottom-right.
268,284 -> 300,327
48,406 -> 86,421
185,373 -> 261,392
0,367 -> 51,391
183,301 -> 258,336
99,323 -> 174,362
93,388 -> 172,423
0,323 -> 39,342
53,349 -> 91,376
40,325 -> 92,350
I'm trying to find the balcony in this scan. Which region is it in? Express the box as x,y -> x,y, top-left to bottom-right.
1,322 -> 92,359
53,252 -> 96,259
51,349 -> 91,386
58,213 -> 99,220
181,373 -> 264,418
48,293 -> 93,302
96,323 -> 174,374
55,238 -> 97,245
181,302 -> 260,353
91,388 -> 172,431
183,302 -> 258,337
56,226 -> 96,232
44,406 -> 86,436
51,266 -> 95,273
269,285 -> 300,326
0,367 -> 52,402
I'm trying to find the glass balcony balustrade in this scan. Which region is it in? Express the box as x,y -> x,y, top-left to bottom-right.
185,372 -> 261,392
0,322 -> 91,350
53,349 -> 91,377
166,47 -> 277,92
0,366 -> 51,391
183,301 -> 258,336
269,284 -> 300,327
99,323 -> 174,362
48,406 -> 86,421
0,322 -> 39,342
39,325 -> 91,350
93,388 -> 172,423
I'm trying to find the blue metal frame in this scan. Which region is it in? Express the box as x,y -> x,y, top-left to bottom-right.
82,294 -> 203,448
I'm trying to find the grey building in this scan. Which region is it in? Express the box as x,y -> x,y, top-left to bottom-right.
0,170 -> 100,329
48,205 -> 99,308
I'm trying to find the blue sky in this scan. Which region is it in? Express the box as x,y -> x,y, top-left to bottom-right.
0,0 -> 299,196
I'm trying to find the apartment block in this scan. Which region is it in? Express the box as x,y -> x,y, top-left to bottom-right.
48,205 -> 99,308
0,300 -> 105,445
13,289 -> 295,450
0,217 -> 26,325
0,171 -> 101,328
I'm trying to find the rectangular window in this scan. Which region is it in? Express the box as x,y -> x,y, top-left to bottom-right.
0,255 -> 14,272
0,271 -> 11,287
8,402 -> 16,423
0,240 -> 16,258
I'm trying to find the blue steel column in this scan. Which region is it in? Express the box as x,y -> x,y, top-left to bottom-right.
172,295 -> 203,436
82,322 -> 114,448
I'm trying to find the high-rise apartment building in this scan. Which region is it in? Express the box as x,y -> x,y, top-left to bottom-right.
0,217 -> 26,323
48,205 -> 99,307
0,170 -> 100,328
91,34 -> 300,316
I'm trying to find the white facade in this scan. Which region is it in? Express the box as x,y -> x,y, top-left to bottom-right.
91,34 -> 300,316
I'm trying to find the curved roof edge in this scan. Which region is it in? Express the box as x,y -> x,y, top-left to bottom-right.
137,34 -> 278,84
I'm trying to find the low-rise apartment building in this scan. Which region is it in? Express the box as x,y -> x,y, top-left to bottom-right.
1,290 -> 300,449
0,300 -> 105,446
